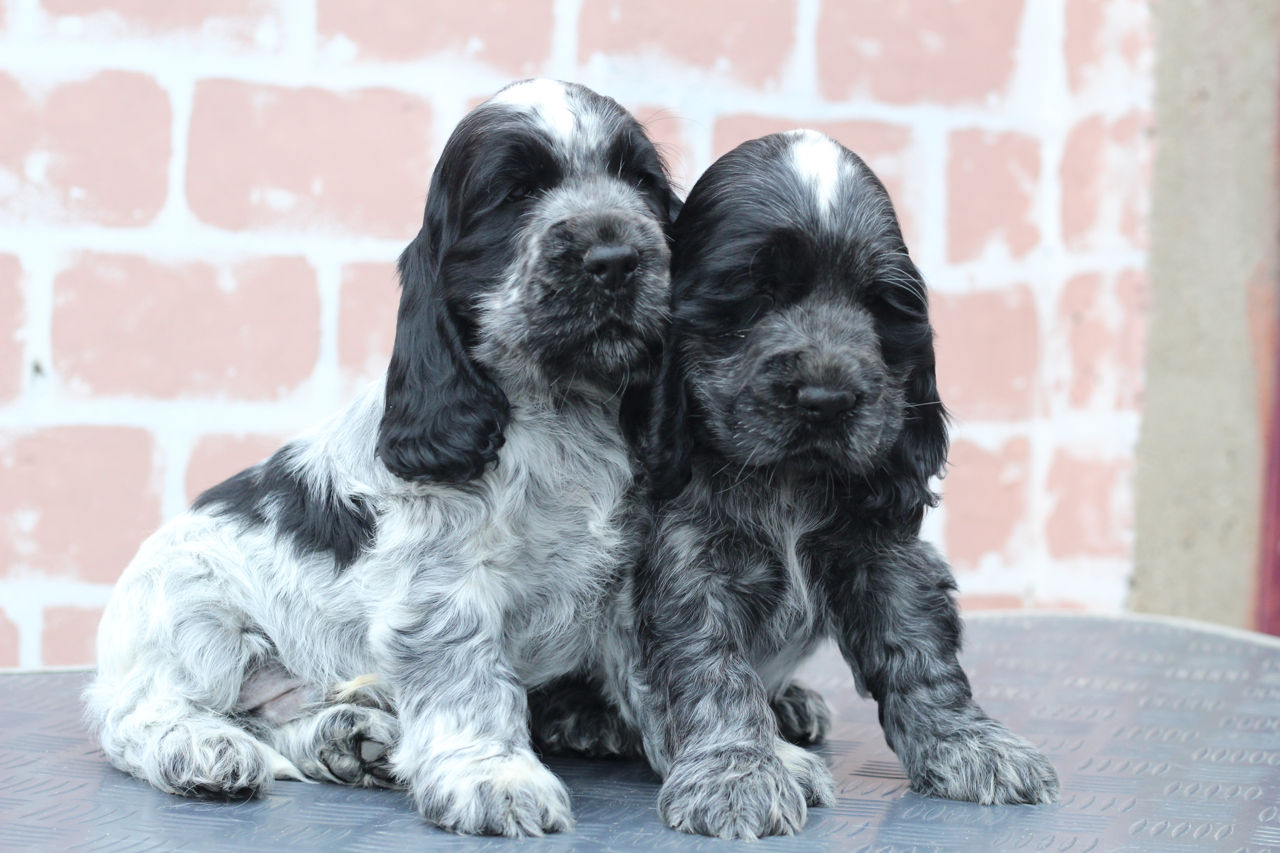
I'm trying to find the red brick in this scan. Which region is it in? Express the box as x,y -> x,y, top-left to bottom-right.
0,74 -> 41,176
0,71 -> 169,227
40,0 -> 286,48
712,116 -> 916,241
52,253 -> 320,400
0,427 -> 162,584
186,433 -> 284,504
933,286 -> 1039,421
0,611 -> 18,668
317,0 -> 553,75
1060,112 -> 1151,250
1055,269 -> 1147,410
948,130 -> 1040,263
0,255 -> 22,402
944,437 -> 1031,570
1064,0 -> 1151,95
1046,451 -> 1131,559
579,0 -> 796,88
338,262 -> 399,388
186,80 -> 431,238
817,0 -> 1023,105
42,605 -> 102,667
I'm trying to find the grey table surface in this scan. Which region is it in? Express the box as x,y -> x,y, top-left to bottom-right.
2,613 -> 1279,852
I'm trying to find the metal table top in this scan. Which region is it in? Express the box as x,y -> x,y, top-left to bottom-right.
2,613 -> 1278,851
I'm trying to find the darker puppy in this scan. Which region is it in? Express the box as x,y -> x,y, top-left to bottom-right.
619,130 -> 1059,839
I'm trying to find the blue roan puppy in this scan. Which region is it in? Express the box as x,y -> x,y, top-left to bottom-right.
86,79 -> 680,837
568,130 -> 1060,839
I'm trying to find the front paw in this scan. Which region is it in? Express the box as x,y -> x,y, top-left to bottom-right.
659,745 -> 808,840
910,719 -> 1059,805
413,750 -> 573,836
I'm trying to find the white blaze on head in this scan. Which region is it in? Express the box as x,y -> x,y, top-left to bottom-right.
493,79 -> 577,142
787,129 -> 845,218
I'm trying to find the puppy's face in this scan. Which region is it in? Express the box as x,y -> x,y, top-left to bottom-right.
670,131 -> 936,478
436,79 -> 675,390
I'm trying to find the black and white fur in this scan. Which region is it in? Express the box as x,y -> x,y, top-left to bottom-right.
85,79 -> 679,837
590,131 -> 1059,839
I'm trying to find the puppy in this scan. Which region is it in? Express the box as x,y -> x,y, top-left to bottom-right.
613,130 -> 1059,839
85,79 -> 678,837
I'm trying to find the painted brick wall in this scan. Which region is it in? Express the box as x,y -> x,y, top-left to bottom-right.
0,0 -> 1153,667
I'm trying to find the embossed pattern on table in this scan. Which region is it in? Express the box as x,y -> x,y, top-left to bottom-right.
2,614 -> 1278,852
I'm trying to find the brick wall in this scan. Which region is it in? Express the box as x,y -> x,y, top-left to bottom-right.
0,0 -> 1153,667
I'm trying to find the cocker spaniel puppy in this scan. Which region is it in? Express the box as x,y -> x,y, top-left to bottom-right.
612,130 -> 1059,839
85,79 -> 678,837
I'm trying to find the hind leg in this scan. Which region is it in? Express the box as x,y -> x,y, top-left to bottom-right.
91,684 -> 298,799
530,676 -> 830,757
266,702 -> 401,789
771,682 -> 832,746
86,544 -> 302,798
529,675 -> 643,759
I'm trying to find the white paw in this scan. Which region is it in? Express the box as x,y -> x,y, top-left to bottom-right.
152,725 -> 273,799
298,704 -> 400,789
414,750 -> 573,836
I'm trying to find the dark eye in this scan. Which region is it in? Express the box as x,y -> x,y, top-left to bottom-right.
628,169 -> 660,189
504,184 -> 535,204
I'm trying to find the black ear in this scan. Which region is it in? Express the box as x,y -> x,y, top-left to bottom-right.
863,259 -> 949,531
887,335 -> 949,529
642,328 -> 693,502
666,189 -> 684,224
376,228 -> 510,483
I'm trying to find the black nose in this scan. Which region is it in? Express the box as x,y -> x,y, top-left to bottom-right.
795,385 -> 857,420
583,244 -> 640,287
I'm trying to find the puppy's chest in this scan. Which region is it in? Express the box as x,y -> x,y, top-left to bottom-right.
491,411 -> 638,679
491,410 -> 634,569
724,487 -> 831,636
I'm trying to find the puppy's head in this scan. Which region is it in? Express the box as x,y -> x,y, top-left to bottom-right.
379,79 -> 679,484
651,130 -> 947,525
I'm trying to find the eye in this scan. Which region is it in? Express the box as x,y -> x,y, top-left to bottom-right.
627,168 -> 660,189
504,183 -> 536,204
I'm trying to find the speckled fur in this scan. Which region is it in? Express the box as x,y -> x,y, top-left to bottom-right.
600,131 -> 1058,839
85,79 -> 679,837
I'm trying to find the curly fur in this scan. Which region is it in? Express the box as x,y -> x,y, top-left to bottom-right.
84,79 -> 679,837
594,131 -> 1059,839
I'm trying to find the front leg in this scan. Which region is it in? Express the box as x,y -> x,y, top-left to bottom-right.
828,537 -> 1058,805
635,533 -> 835,840
378,587 -> 572,836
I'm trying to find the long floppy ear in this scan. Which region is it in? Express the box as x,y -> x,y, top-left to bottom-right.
642,327 -> 694,502
864,259 -> 949,531
618,183 -> 682,478
376,227 -> 510,483
890,328 -> 949,528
